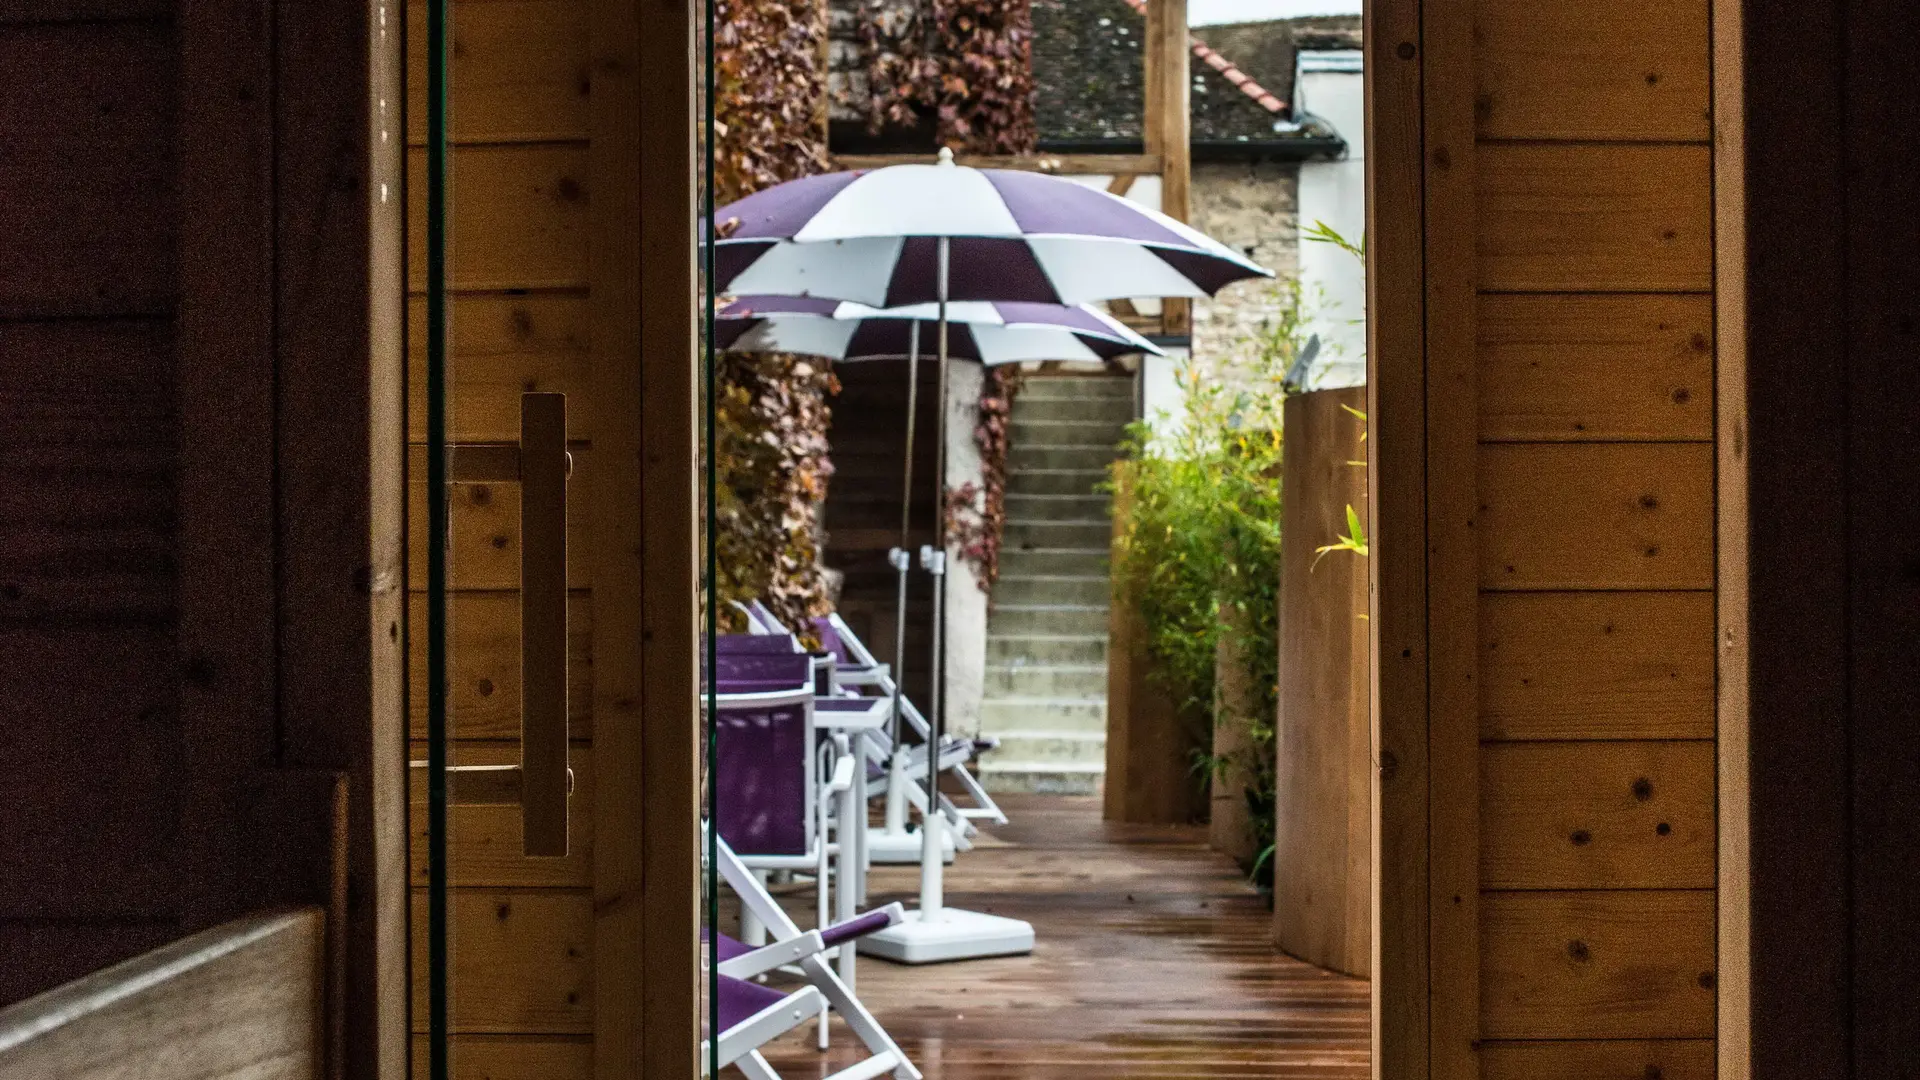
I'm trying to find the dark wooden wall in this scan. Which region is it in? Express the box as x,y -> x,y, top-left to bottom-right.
1744,0 -> 1920,1074
821,360 -> 941,707
0,3 -> 406,1077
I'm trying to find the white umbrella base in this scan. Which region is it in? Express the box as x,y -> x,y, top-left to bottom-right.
857,908 -> 1035,965
865,825 -> 955,865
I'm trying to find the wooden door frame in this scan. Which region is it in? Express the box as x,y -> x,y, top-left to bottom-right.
606,1 -> 702,1075
1363,2 -> 1753,1078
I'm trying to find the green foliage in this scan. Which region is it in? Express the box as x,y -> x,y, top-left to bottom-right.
712,0 -> 838,638
1110,285 -> 1307,882
855,0 -> 1038,153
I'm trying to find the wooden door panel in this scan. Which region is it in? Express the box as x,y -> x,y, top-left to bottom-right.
1478,443 -> 1713,590
409,890 -> 593,1034
1482,741 -> 1715,889
410,743 -> 594,888
1480,1038 -> 1715,1080
1475,0 -> 1710,142
407,293 -> 592,443
1480,890 -> 1715,1039
407,591 -> 594,742
405,0 -> 590,145
406,144 -> 591,293
407,445 -> 593,590
1477,144 -> 1712,292
1478,293 -> 1713,442
1479,591 -> 1714,741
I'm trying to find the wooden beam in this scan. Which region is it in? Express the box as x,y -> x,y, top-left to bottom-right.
1711,0 -> 1750,1074
1422,0 -> 1481,1070
0,909 -> 326,1079
1366,0 -> 1430,1075
829,152 -> 1163,176
1145,0 -> 1190,335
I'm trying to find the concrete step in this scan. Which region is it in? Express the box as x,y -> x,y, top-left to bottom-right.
988,604 -> 1108,636
992,574 -> 1109,606
983,662 -> 1108,698
1013,394 -> 1135,424
1004,468 -> 1109,497
986,634 -> 1108,665
1004,493 -> 1111,521
976,761 -> 1104,795
980,729 -> 1108,764
1016,377 -> 1133,402
1003,519 -> 1111,550
1009,418 -> 1130,446
1008,444 -> 1119,473
998,548 -> 1108,577
980,698 -> 1107,733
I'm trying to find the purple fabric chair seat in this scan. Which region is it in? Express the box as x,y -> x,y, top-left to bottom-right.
717,973 -> 789,1032
711,681 -> 814,857
716,633 -> 803,654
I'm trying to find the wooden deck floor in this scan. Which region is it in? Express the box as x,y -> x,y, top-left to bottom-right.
757,794 -> 1370,1079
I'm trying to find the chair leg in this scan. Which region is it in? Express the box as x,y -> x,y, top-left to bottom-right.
737,1050 -> 782,1080
743,868 -> 771,948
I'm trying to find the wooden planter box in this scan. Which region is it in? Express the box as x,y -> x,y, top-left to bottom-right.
1104,463 -> 1210,825
1271,386 -> 1372,978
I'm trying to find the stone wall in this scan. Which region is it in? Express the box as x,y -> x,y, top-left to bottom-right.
1190,160 -> 1301,378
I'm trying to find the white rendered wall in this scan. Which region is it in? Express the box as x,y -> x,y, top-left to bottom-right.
942,360 -> 989,739
1295,50 -> 1367,390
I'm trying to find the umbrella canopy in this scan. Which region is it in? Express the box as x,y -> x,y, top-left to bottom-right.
712,148 -> 1272,307
714,296 -> 1165,365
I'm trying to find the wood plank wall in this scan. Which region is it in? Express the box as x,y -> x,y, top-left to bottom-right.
1376,0 -> 1727,1074
403,0 -> 596,1068
403,1 -> 699,1074
0,3 -> 405,1075
0,8 -> 186,998
1740,1 -> 1920,1076
1471,0 -> 1721,1067
822,361 -> 941,706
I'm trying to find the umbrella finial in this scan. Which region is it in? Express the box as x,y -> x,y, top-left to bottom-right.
936,146 -> 955,167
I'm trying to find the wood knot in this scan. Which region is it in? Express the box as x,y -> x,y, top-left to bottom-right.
477,678 -> 495,698
1396,41 -> 1416,60
1570,829 -> 1592,846
491,534 -> 510,550
1640,494 -> 1659,509
1698,971 -> 1716,990
1657,822 -> 1673,836
1633,778 -> 1654,801
1567,940 -> 1591,962
470,484 -> 492,506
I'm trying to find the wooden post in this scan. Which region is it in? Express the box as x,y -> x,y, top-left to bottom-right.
1144,0 -> 1191,336
1105,463 -> 1210,825
1271,388 -> 1371,978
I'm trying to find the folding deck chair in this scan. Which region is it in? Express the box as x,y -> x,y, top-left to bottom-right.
708,838 -> 920,1078
737,600 -> 1009,831
708,662 -> 858,954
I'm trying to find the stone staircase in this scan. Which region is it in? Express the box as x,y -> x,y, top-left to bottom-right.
977,375 -> 1133,794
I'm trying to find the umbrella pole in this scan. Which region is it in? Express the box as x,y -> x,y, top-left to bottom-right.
919,238 -> 953,920
881,323 -> 918,843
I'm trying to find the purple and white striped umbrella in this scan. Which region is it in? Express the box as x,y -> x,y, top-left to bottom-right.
714,296 -> 1164,365
712,149 -> 1272,307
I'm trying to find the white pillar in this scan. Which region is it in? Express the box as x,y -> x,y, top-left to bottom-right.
941,361 -> 988,741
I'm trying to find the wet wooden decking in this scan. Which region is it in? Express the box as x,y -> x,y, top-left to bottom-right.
759,794 -> 1370,1079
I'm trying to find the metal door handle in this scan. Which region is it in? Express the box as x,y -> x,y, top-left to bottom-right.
414,392 -> 571,856
517,392 -> 569,856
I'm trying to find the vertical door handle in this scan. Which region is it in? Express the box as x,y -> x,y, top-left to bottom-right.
518,392 -> 570,857
412,394 -> 572,853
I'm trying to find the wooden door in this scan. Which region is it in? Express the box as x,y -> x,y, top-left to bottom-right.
405,1 -> 699,1076
1370,0 -> 1735,1075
